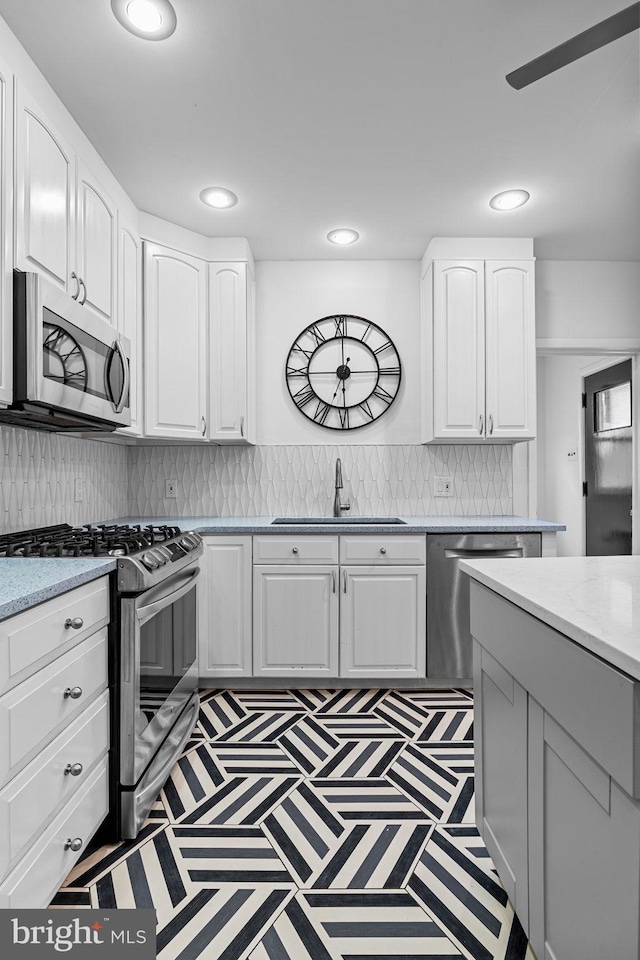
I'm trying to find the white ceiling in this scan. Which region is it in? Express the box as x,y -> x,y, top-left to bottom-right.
0,0 -> 638,261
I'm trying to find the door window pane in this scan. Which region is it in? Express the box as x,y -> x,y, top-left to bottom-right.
594,381 -> 631,433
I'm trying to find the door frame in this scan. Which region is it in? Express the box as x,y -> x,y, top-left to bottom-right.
531,338 -> 640,556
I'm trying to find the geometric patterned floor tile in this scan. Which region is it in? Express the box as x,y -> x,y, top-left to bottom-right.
308,822 -> 433,890
317,689 -> 388,714
49,888 -> 92,909
204,742 -> 306,775
415,707 -> 474,742
215,712 -> 305,743
234,691 -> 313,712
310,778 -> 432,821
372,690 -> 432,738
279,890 -> 464,959
402,691 -> 474,708
161,744 -> 228,821
197,691 -> 248,738
262,782 -> 346,885
156,885 -> 295,960
176,776 -> 301,826
314,739 -> 404,778
290,689 -> 335,710
314,714 -> 407,739
277,715 -> 342,775
166,825 -> 295,885
60,822 -> 167,888
386,744 -> 474,822
408,827 -> 529,960
417,740 -> 475,775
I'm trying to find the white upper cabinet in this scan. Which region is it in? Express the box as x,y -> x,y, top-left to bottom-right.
116,219 -> 142,436
144,242 -> 208,440
75,159 -> 117,325
15,82 -> 74,293
485,261 -> 536,440
208,260 -> 256,443
0,56 -> 12,406
421,241 -> 536,443
15,85 -> 118,327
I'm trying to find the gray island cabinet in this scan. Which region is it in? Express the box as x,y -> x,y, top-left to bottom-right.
463,556 -> 640,960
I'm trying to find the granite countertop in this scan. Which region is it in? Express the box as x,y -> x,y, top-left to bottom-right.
113,515 -> 566,535
0,558 -> 116,621
460,555 -> 640,681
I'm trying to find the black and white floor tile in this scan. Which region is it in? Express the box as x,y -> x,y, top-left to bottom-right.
52,688 -> 534,959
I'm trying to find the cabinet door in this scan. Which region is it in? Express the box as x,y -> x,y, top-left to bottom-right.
432,261 -> 485,439
253,565 -> 338,677
528,700 -> 640,960
15,83 -> 74,293
144,242 -> 208,439
0,58 -> 11,406
473,641 -> 529,932
199,538 -> 252,677
75,160 -> 117,325
485,261 -> 536,440
116,219 -> 142,436
340,566 -> 426,678
209,262 -> 253,443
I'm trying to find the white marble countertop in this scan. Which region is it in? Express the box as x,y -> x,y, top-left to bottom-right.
0,558 -> 116,621
112,515 -> 565,535
460,555 -> 640,680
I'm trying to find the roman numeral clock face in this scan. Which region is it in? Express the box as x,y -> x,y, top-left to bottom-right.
286,315 -> 402,430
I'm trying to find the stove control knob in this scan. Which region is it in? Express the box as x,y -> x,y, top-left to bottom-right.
141,552 -> 159,570
180,537 -> 193,550
151,548 -> 167,566
156,546 -> 172,561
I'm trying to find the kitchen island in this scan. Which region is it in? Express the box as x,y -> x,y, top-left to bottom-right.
461,555 -> 640,960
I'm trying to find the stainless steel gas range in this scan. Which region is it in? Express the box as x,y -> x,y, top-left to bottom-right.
0,522 -> 203,839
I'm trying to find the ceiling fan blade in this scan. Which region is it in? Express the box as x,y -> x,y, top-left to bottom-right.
506,2 -> 640,89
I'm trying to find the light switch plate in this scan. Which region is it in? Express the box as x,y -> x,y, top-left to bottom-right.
567,450 -> 578,461
165,479 -> 177,499
434,477 -> 454,497
74,477 -> 84,502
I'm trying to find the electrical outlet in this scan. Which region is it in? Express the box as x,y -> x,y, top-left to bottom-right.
434,477 -> 454,497
567,450 -> 578,461
165,479 -> 177,499
74,477 -> 84,502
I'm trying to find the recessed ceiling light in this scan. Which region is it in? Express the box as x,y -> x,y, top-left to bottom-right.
199,187 -> 238,209
327,228 -> 359,245
111,0 -> 176,40
489,189 -> 530,211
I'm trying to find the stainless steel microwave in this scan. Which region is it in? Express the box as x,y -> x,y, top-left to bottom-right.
0,270 -> 131,431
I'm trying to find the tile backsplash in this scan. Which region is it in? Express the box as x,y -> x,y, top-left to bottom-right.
1,432 -> 512,533
0,425 -> 130,534
130,444 -> 512,518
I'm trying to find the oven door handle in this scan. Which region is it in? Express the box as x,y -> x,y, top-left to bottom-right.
136,568 -> 200,625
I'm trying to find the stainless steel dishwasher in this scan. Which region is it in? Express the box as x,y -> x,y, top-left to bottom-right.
426,533 -> 541,680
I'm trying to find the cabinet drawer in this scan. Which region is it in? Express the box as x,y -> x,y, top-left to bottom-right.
0,691 -> 109,881
0,630 -> 108,786
253,536 -> 338,564
0,577 -> 109,695
340,535 -> 426,565
0,757 -> 108,908
470,581 -> 640,797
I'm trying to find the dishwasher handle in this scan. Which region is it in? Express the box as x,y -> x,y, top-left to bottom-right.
444,547 -> 525,559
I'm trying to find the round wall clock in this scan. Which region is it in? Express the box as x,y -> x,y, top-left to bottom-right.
285,314 -> 402,430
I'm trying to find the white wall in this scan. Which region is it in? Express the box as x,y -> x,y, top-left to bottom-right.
536,261 -> 640,340
255,260 -> 421,444
537,354 -> 608,556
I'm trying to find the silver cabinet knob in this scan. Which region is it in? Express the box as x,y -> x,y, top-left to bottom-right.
64,763 -> 84,777
63,686 -> 83,700
64,837 -> 83,852
64,617 -> 84,630
380,547 -> 387,554
292,547 -> 299,554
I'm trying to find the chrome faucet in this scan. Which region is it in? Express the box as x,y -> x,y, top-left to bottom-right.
333,457 -> 351,517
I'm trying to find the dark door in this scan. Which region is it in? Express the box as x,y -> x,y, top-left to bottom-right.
584,360 -> 632,555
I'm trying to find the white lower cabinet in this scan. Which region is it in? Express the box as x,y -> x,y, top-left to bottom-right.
199,537 -> 252,678
340,566 -> 426,678
0,576 -> 110,907
253,565 -> 339,677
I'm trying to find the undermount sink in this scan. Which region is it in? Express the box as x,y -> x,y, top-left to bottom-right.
271,517 -> 407,525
